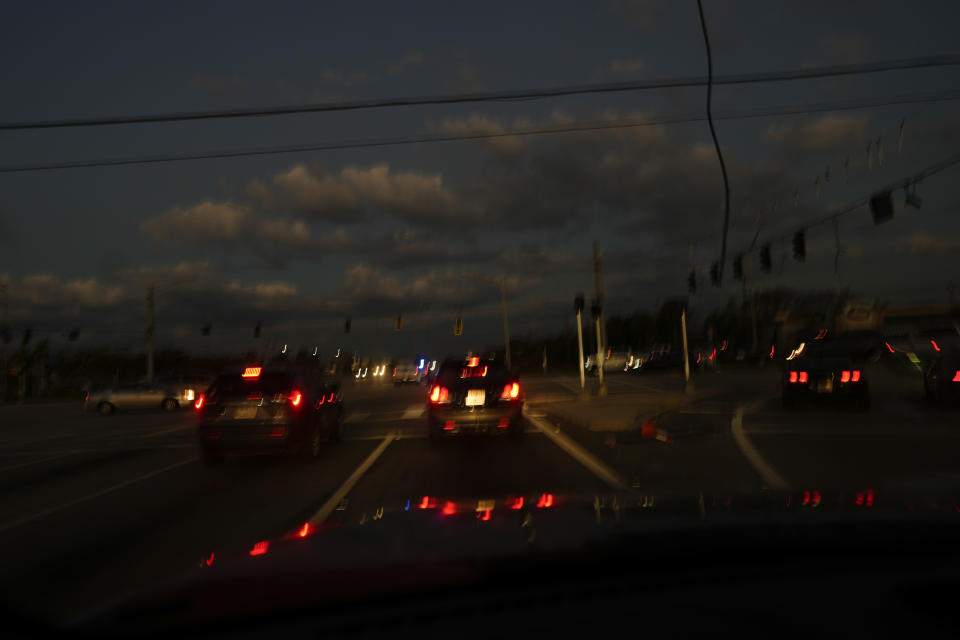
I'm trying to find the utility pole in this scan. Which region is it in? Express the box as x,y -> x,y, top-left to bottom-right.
500,278 -> 512,372
145,286 -> 155,382
593,242 -> 607,397
575,294 -> 586,393
681,308 -> 692,393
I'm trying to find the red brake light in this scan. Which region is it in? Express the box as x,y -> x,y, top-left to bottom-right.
851,370 -> 861,382
430,385 -> 449,403
328,393 -> 336,403
298,522 -> 310,538
289,391 -> 302,406
931,339 -> 941,352
242,367 -> 262,378
442,501 -> 457,516
885,342 -> 895,353
419,496 -> 436,509
205,552 -> 214,567
467,357 -> 479,367
841,370 -> 851,383
501,382 -> 520,399
194,394 -> 204,409
507,496 -> 524,510
789,371 -> 798,383
249,541 -> 269,556
953,370 -> 960,383
798,371 -> 808,384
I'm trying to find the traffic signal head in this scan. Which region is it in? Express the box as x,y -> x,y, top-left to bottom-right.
793,230 -> 806,262
344,317 -> 351,334
574,294 -> 585,314
732,254 -> 744,281
869,191 -> 894,224
395,314 -> 403,331
760,244 -> 772,272
202,323 -> 211,336
687,270 -> 696,294
68,328 -> 80,341
254,322 -> 261,338
710,262 -> 720,287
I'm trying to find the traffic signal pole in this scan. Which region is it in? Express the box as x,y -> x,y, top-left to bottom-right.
146,286 -> 154,382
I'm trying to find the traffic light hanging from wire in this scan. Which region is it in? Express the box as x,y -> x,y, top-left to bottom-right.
454,317 -> 463,336
254,322 -> 261,338
793,230 -> 807,262
395,313 -> 403,331
732,254 -> 744,281
710,262 -> 721,287
760,244 -> 772,272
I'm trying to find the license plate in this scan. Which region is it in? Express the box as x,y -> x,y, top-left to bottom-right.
466,389 -> 486,406
234,406 -> 258,419
816,379 -> 833,393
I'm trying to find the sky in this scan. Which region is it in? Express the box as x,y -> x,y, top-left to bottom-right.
1,0 -> 959,359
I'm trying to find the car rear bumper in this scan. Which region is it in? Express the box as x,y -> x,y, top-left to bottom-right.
198,421 -> 305,453
428,404 -> 523,435
783,384 -> 868,402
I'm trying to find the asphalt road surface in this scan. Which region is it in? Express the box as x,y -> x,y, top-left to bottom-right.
0,366 -> 957,625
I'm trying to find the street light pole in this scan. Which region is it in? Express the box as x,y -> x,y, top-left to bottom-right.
576,309 -> 586,390
681,308 -> 692,393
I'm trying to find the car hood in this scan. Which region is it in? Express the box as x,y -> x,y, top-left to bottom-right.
72,489 -> 960,634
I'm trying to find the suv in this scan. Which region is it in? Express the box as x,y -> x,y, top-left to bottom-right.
196,366 -> 344,467
427,357 -> 524,440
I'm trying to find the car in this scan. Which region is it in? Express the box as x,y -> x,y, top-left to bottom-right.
195,366 -> 344,467
427,356 -> 524,440
923,350 -> 960,405
782,351 -> 870,410
160,375 -> 214,409
393,361 -> 421,385
85,380 -> 182,415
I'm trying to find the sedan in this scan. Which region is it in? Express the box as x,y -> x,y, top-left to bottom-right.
86,381 -> 181,415
427,357 -> 524,440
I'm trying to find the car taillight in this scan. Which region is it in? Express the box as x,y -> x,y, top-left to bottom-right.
931,339 -> 941,352
851,370 -> 861,382
289,391 -> 302,406
430,385 -> 449,404
798,371 -> 808,384
501,382 -> 519,399
328,393 -> 336,403
885,342 -> 895,353
953,370 -> 960,383
195,394 -> 204,410
841,370 -> 851,383
789,371 -> 798,383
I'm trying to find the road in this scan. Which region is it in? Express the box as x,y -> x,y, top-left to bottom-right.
0,367 -> 957,624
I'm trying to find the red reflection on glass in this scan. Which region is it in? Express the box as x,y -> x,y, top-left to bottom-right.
249,541 -> 269,556
507,496 -> 524,510
298,522 -> 310,538
769,345 -> 775,358
497,417 -> 509,428
444,420 -> 455,430
536,493 -> 554,508
442,501 -> 457,516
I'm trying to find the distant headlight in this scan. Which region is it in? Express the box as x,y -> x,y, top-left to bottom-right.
184,389 -> 195,401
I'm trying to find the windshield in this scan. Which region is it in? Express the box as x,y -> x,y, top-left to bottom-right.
3,0 -> 960,630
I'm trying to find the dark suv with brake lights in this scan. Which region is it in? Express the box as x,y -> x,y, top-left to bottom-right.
782,352 -> 870,410
427,357 -> 524,440
196,366 -> 344,467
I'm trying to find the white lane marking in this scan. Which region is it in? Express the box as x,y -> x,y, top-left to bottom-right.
0,457 -> 198,535
344,412 -> 370,424
144,422 -> 195,437
305,433 -> 395,527
730,404 -> 789,490
0,453 -> 73,474
524,409 -> 627,490
401,405 -> 425,419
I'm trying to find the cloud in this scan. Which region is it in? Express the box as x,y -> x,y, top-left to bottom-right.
386,51 -> 424,76
343,264 -> 540,307
900,232 -> 960,254
609,58 -> 645,76
437,114 -> 530,154
226,281 -> 299,298
764,115 -> 869,151
258,219 -> 310,247
190,73 -> 249,101
272,163 -> 464,223
610,0 -> 658,31
141,201 -> 251,243
12,273 -> 125,308
817,34 -> 868,64
118,261 -> 215,285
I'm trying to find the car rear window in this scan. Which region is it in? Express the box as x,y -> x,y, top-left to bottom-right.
208,373 -> 296,398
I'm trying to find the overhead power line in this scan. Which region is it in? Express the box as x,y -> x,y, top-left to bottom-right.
3,89 -> 960,173
1,55 -> 959,131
